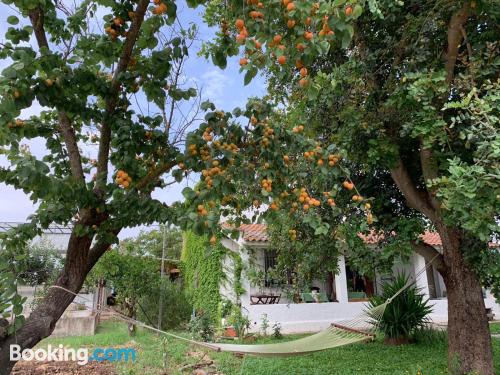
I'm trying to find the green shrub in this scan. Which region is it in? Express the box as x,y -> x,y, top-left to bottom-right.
138,278 -> 192,330
188,312 -> 215,341
368,273 -> 433,344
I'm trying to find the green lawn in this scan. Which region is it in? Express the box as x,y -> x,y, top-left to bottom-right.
39,321 -> 500,375
490,322 -> 500,334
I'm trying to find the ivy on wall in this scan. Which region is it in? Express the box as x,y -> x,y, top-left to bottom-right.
181,231 -> 226,323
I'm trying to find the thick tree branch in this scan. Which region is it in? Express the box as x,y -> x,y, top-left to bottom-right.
28,8 -> 49,48
95,0 -> 150,193
412,241 -> 446,274
29,8 -> 85,183
445,3 -> 470,85
136,161 -> 177,191
419,141 -> 441,211
390,158 -> 439,223
58,113 -> 85,181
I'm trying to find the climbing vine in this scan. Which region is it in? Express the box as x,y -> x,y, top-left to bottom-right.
181,231 -> 226,323
232,253 -> 245,302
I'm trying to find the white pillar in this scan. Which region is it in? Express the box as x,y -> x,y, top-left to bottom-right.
413,253 -> 430,297
335,255 -> 349,303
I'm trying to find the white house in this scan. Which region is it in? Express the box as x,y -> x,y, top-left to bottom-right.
219,224 -> 500,334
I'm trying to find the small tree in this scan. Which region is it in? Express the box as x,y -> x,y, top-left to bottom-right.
18,240 -> 63,286
368,274 -> 433,345
89,249 -> 159,336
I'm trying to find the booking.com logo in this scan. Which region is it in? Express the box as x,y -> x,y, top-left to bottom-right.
10,344 -> 136,365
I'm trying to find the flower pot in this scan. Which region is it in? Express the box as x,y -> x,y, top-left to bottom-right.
224,326 -> 238,338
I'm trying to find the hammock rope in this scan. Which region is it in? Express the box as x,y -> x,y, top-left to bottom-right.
48,253 -> 438,357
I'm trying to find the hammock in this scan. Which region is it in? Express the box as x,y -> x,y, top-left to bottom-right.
49,254 -> 435,357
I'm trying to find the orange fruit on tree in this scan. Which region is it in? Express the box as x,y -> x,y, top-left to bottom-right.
343,181 -> 354,190
299,78 -> 309,87
273,35 -> 282,43
286,2 -> 295,11
287,19 -> 296,28
345,5 -> 353,16
235,19 -> 245,29
278,55 -> 287,65
300,67 -> 308,77
236,33 -> 246,43
304,31 -> 313,40
239,58 -> 248,66
254,40 -> 262,49
296,43 -> 305,52
305,17 -> 311,26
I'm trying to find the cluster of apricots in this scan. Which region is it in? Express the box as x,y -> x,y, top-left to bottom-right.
352,194 -> 363,202
319,16 -> 334,37
261,178 -> 273,192
201,162 -> 225,189
212,141 -> 239,154
105,17 -> 125,40
270,201 -> 279,210
292,124 -> 305,133
296,188 -> 320,210
232,0 -> 357,89
152,0 -> 168,15
7,119 -> 24,129
203,127 -> 213,142
197,204 -> 208,216
235,19 -> 249,44
115,170 -> 132,188
188,144 -> 198,156
261,125 -> 275,147
323,191 -> 336,206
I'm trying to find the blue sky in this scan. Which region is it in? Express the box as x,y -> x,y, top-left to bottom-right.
0,1 -> 266,237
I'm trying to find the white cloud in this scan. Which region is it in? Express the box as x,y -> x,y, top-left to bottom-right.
199,69 -> 234,106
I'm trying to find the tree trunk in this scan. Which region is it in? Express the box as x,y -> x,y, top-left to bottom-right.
0,227 -> 112,374
438,227 -> 494,375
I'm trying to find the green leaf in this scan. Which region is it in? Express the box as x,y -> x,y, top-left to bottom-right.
244,68 -> 257,86
7,16 -> 19,25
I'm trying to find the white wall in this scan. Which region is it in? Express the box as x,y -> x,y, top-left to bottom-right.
245,292 -> 500,334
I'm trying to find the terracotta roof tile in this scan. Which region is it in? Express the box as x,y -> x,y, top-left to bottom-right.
239,223 -> 268,242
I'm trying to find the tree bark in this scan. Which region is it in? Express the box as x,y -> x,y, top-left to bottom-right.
437,226 -> 494,375
390,156 -> 494,374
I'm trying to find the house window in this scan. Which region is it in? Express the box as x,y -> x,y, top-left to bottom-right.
264,250 -> 277,287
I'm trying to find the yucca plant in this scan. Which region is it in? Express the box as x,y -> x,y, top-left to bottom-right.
368,273 -> 433,345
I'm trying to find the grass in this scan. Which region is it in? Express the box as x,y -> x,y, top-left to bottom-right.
39,320 -> 500,375
490,322 -> 500,334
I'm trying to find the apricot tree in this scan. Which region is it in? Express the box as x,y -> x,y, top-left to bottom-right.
181,0 -> 499,374
0,0 -> 200,371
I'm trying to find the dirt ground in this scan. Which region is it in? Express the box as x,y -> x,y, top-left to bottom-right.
12,361 -> 117,375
